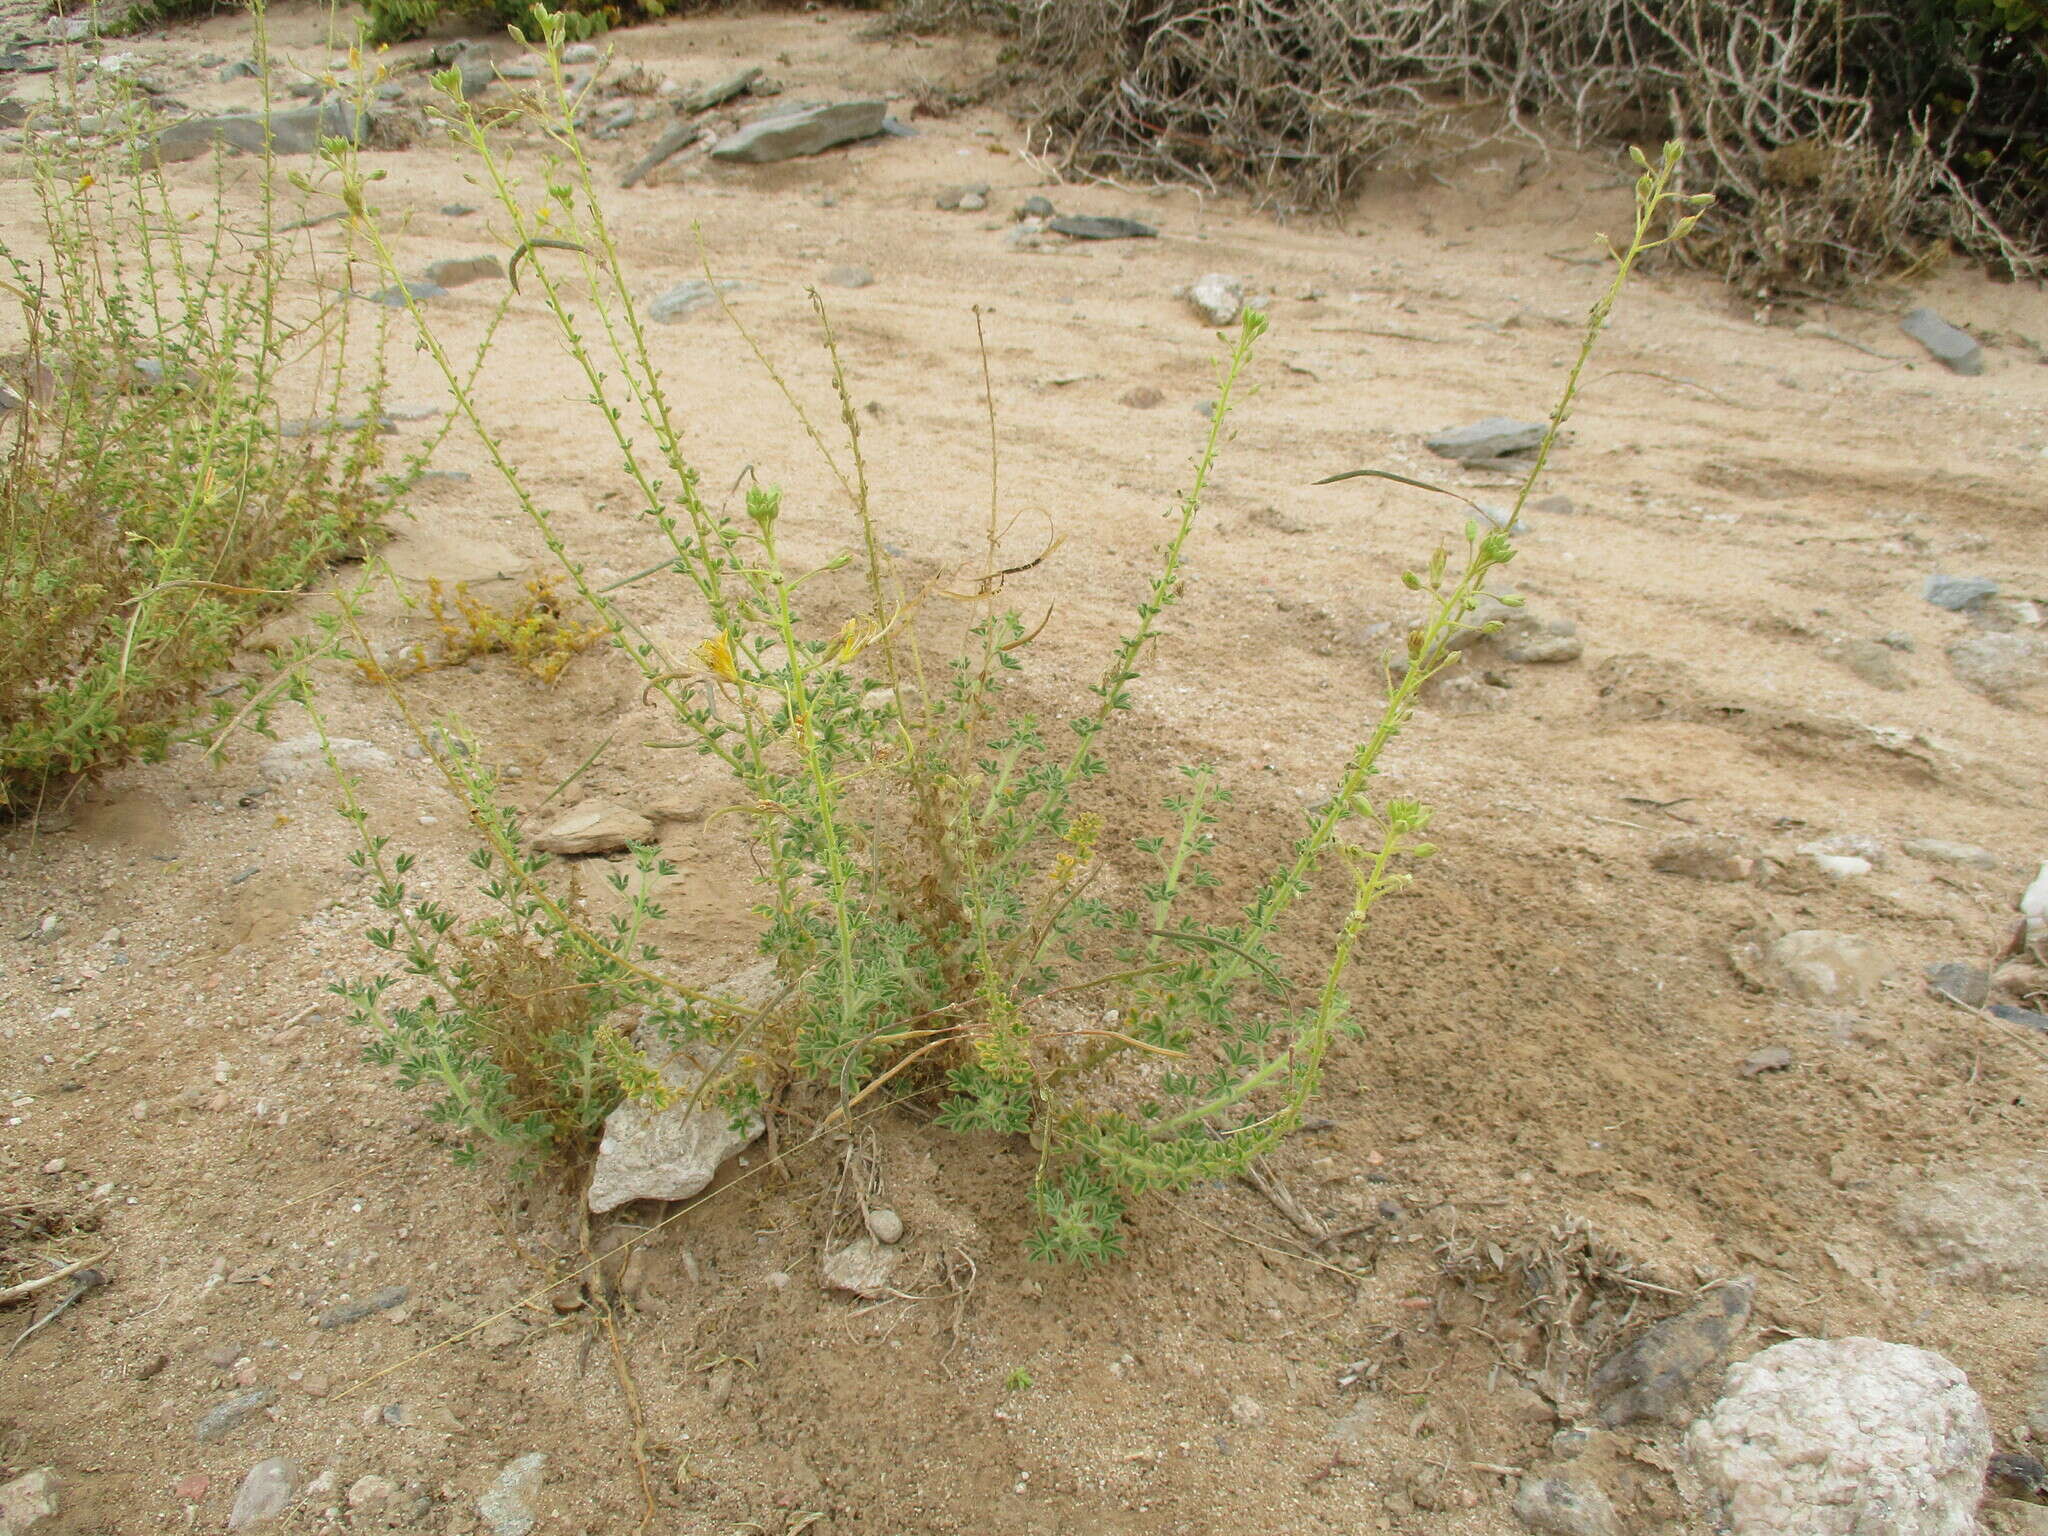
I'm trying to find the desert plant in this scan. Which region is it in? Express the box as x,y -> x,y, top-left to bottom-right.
0,59 -> 396,814
328,717 -> 676,1168
324,13 -> 1701,1259
997,0 -> 2044,290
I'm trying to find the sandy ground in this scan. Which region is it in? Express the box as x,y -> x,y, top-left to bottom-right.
5,5 -> 2048,1534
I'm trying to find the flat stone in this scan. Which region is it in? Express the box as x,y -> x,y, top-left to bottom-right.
1741,1046 -> 1794,1077
1768,930 -> 1889,1003
195,1388 -> 276,1443
647,278 -> 746,322
587,966 -> 776,1213
1903,838 -> 1999,870
422,255 -> 503,288
530,799 -> 653,856
822,265 -> 873,288
708,100 -> 886,163
1048,215 -> 1157,240
1651,834 -> 1757,883
0,1470 -> 60,1533
316,1284 -> 410,1329
1513,1475 -> 1617,1536
1924,962 -> 1989,1009
363,280 -> 447,308
478,1453 -> 546,1536
1895,1155 -> 2048,1289
259,735 -> 392,783
153,101 -> 367,164
1184,272 -> 1245,326
1923,573 -> 1999,610
1900,307 -> 1984,375
1591,1278 -> 1752,1425
1426,417 -> 1544,462
1495,613 -> 1582,664
1946,629 -> 2048,699
822,1235 -> 898,1299
1825,638 -> 1907,690
1990,1003 -> 2048,1031
1688,1336 -> 1989,1536
228,1459 -> 301,1530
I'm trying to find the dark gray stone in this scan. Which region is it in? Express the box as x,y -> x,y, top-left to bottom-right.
708,100 -> 886,164
1900,307 -> 1984,375
195,1389 -> 276,1443
1016,195 -> 1055,219
152,101 -> 366,164
1592,1278 -> 1753,1425
1926,962 -> 1990,1009
1048,214 -> 1158,240
1427,417 -> 1545,461
1991,1004 -> 2048,1032
1923,573 -> 1999,610
1513,1474 -> 1617,1536
677,65 -> 761,116
219,59 -> 258,82
316,1284 -> 410,1329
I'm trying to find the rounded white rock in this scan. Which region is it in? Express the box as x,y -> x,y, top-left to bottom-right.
1687,1336 -> 1989,1536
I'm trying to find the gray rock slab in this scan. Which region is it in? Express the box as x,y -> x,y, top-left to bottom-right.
647,278 -> 747,322
1925,962 -> 1990,1009
708,99 -> 886,164
1902,838 -> 1998,869
1900,307 -> 1984,375
1048,214 -> 1157,240
363,280 -> 447,308
153,101 -> 366,164
1923,572 -> 1999,610
317,1284 -> 410,1329
228,1459 -> 302,1530
1426,417 -> 1544,461
195,1389 -> 276,1443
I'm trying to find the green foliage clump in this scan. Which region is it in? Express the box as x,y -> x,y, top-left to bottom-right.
322,21 -> 1701,1260
0,108 -> 393,816
334,740 -> 680,1167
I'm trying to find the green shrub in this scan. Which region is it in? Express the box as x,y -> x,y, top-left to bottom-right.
323,22 -> 1701,1259
0,84 -> 395,815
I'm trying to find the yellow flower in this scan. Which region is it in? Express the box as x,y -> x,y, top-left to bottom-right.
695,633 -> 739,683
